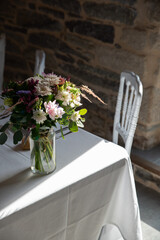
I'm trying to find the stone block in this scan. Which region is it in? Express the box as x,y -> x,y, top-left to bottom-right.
145,0 -> 160,22
134,165 -> 160,193
5,24 -> 27,34
148,31 -> 160,52
42,0 -> 81,14
139,86 -> 160,125
84,110 -> 107,139
96,46 -> 145,78
55,52 -> 74,63
5,30 -> 26,44
0,0 -> 16,19
58,63 -> 119,93
66,20 -> 114,43
23,45 -> 40,62
110,0 -> 137,5
83,2 -> 136,25
45,52 -> 58,70
28,32 -> 59,49
4,68 -> 29,85
38,6 -> 64,19
28,3 -> 35,10
77,60 -> 119,81
6,38 -> 21,54
66,33 -> 94,51
134,123 -> 160,150
120,28 -> 147,51
17,9 -> 63,31
59,41 -> 94,61
5,53 -> 29,71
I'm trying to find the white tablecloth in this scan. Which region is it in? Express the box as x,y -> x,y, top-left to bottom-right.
0,129 -> 142,240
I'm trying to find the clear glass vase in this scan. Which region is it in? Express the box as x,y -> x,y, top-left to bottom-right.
30,128 -> 56,175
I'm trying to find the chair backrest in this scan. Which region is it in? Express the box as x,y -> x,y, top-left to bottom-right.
34,50 -> 45,75
113,71 -> 143,156
0,34 -> 6,91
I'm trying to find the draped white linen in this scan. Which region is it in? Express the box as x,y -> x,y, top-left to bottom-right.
0,129 -> 142,240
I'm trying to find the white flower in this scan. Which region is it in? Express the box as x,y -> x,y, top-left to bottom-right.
35,84 -> 52,96
43,73 -> 60,86
25,76 -> 42,83
56,90 -> 72,106
32,109 -> 47,124
71,111 -> 80,122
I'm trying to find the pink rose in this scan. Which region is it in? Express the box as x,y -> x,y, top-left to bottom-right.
44,100 -> 64,120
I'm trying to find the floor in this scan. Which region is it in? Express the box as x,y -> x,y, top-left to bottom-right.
136,182 -> 160,240
133,146 -> 160,166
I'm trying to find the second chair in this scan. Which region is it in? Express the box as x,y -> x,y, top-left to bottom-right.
34,50 -> 45,76
113,71 -> 143,156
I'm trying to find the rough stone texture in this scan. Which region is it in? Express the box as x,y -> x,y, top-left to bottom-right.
66,20 -> 114,43
0,0 -> 16,19
96,45 -> 145,78
66,33 -> 94,51
5,53 -> 29,71
17,9 -> 63,31
83,2 -> 137,25
134,164 -> 160,193
145,0 -> 160,23
55,52 -> 74,64
4,24 -> 27,34
28,32 -> 59,49
1,0 -> 160,150
134,126 -> 160,150
110,0 -> 137,5
42,0 -> 81,14
38,7 -> 64,19
58,40 -> 94,61
139,87 -> 160,125
58,63 -> 119,93
148,31 -> 160,52
120,28 -> 147,51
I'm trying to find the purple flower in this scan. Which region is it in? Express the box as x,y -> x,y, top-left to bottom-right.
16,90 -> 31,95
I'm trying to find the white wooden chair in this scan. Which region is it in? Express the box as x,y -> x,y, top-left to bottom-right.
34,50 -> 45,75
0,34 -> 5,91
113,71 -> 143,156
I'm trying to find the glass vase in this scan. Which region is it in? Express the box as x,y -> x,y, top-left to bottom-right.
30,128 -> 56,175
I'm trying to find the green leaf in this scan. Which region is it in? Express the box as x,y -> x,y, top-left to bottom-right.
31,125 -> 40,140
0,132 -> 7,144
79,108 -> 87,115
0,122 -> 10,132
43,94 -> 54,103
69,121 -> 78,132
13,130 -> 23,144
60,125 -> 65,139
11,124 -> 20,132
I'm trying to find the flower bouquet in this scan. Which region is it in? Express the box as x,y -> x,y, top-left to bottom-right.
0,73 -> 88,174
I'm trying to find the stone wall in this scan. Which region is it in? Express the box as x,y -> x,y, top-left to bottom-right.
1,0 -> 160,149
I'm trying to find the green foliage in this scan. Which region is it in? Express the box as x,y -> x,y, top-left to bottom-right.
0,122 -> 10,132
69,121 -> 78,132
43,94 -> 55,103
60,125 -> 65,139
31,125 -> 40,140
0,132 -> 7,144
79,108 -> 87,115
13,130 -> 23,144
0,74 -> 89,146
